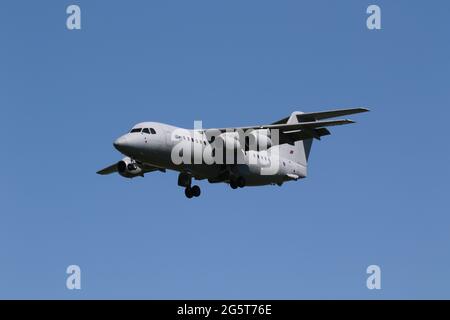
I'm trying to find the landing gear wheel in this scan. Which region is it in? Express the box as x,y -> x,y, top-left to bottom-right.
237,177 -> 246,188
185,187 -> 194,199
230,180 -> 238,189
191,185 -> 201,197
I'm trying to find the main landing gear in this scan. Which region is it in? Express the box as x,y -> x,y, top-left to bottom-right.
178,172 -> 201,199
185,185 -> 201,199
229,176 -> 245,189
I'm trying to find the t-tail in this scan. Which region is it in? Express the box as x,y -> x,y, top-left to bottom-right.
274,107 -> 370,172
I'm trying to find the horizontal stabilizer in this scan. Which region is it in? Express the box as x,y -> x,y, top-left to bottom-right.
272,107 -> 369,124
297,107 -> 369,122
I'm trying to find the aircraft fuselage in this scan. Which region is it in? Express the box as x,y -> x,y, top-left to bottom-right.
113,122 -> 306,187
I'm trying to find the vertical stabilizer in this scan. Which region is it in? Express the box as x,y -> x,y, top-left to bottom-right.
278,111 -> 313,167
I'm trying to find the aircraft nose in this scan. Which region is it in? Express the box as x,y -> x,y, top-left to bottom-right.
113,135 -> 129,151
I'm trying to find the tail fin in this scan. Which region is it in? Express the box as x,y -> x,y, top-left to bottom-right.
278,111 -> 313,167
274,107 -> 369,168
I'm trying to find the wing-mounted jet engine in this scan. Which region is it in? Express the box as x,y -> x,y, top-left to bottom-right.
117,157 -> 143,178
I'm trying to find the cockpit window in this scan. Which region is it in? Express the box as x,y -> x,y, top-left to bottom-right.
130,128 -> 142,133
150,128 -> 156,134
142,128 -> 150,134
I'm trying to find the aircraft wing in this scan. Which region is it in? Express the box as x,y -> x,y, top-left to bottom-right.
203,107 -> 369,144
205,119 -> 355,135
96,162 -> 162,175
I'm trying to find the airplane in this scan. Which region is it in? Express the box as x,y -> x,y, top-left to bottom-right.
97,107 -> 369,198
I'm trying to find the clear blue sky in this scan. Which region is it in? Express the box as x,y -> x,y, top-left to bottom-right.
1,0 -> 449,299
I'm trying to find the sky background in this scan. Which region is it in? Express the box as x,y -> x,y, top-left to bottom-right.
1,0 -> 449,299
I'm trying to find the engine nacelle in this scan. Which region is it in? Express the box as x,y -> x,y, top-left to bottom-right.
117,157 -> 143,178
217,132 -> 241,151
248,129 -> 272,150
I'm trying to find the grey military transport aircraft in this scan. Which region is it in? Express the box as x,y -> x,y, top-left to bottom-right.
97,107 -> 369,198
